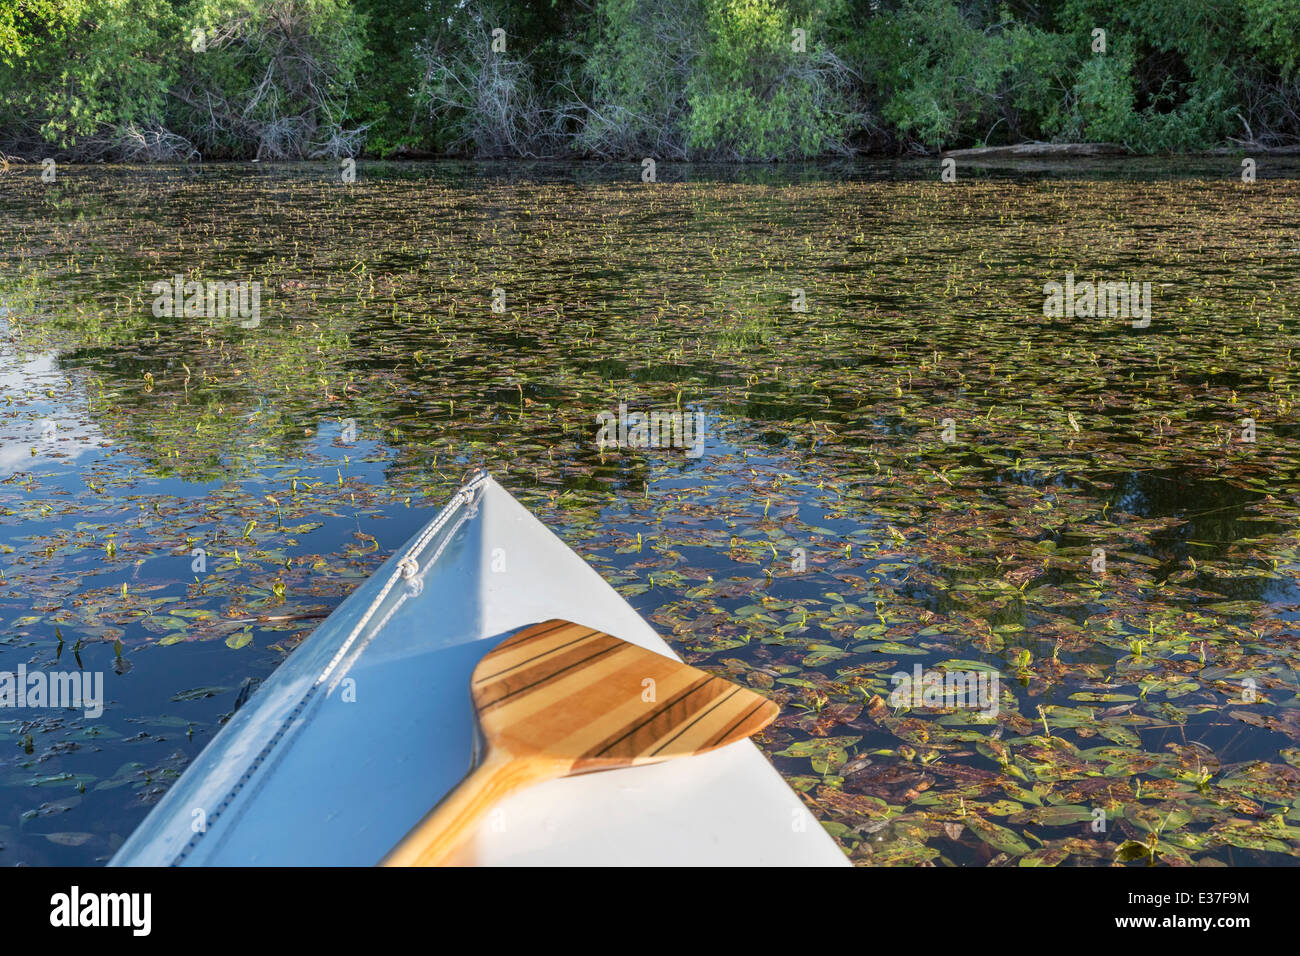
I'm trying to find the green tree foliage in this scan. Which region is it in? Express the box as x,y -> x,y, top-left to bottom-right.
1,0 -> 1298,160
1243,0 -> 1300,75
0,0 -> 179,156
871,0 -> 1009,149
575,0 -> 704,159
684,0 -> 861,159
350,0 -> 431,155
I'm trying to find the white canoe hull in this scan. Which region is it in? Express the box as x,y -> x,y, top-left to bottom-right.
111,472 -> 847,866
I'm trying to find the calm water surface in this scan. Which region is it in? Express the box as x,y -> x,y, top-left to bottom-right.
1,160 -> 1299,865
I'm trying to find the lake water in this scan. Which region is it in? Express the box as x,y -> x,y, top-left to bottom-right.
1,160 -> 1299,865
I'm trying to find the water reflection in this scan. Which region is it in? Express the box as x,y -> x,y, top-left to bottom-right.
1,164 -> 1298,866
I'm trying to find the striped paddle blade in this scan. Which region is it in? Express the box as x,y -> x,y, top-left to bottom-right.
382,620 -> 779,865
474,619 -> 779,772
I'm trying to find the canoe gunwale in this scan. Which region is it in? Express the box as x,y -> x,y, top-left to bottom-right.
164,471 -> 489,866
316,471 -> 487,696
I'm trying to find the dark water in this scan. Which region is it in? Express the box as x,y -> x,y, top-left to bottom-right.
1,160 -> 1299,865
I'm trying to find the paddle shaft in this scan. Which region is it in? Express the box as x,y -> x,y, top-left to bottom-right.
381,751 -> 558,866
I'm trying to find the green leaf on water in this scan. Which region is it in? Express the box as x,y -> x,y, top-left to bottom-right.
966,815 -> 1031,856
1115,840 -> 1152,862
43,832 -> 94,846
170,686 -> 229,702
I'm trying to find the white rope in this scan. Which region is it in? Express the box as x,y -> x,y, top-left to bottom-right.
316,470 -> 489,694
170,471 -> 492,864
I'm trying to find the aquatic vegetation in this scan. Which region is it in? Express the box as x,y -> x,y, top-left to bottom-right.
1,160 -> 1299,865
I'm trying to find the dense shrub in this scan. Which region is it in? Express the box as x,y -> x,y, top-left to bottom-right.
684,0 -> 861,159
573,0 -> 704,159
1,0 -> 1298,160
0,0 -> 179,158
172,0 -> 367,159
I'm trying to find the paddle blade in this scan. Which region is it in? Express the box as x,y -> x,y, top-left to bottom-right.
381,621 -> 779,865
472,620 -> 779,774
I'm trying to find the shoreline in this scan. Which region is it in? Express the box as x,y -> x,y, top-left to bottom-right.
7,142 -> 1300,168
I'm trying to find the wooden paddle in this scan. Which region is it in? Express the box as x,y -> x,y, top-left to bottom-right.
381,619 -> 779,866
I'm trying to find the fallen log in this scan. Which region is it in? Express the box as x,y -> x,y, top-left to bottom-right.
940,142 -> 1127,159
1211,143 -> 1300,155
